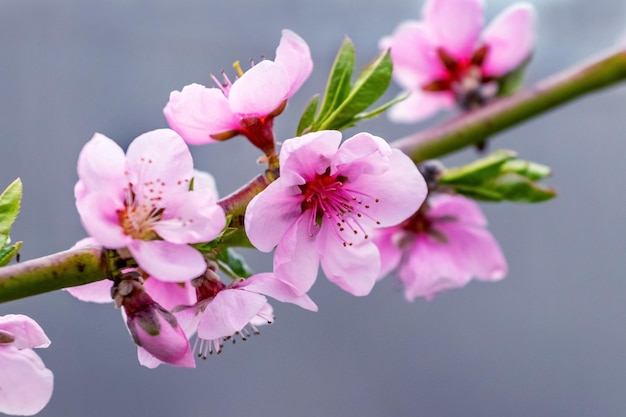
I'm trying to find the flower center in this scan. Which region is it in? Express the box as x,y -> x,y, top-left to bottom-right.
117,184 -> 163,241
399,205 -> 458,246
210,60 -> 249,98
299,169 -> 380,247
422,46 -> 497,110
192,275 -> 227,302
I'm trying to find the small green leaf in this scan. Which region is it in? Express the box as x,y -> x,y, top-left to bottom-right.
296,94 -> 320,136
0,241 -> 22,267
320,49 -> 393,130
216,247 -> 254,279
352,92 -> 410,123
438,150 -> 556,203
501,159 -> 551,181
448,184 -> 506,202
0,178 -> 23,248
491,173 -> 557,203
314,38 -> 356,126
440,150 -> 516,184
497,56 -> 531,97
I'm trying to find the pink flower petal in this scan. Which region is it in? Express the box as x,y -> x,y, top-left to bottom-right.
317,222 -> 381,296
0,315 -> 50,349
64,280 -> 113,304
75,192 -> 130,248
428,194 -> 487,226
192,169 -> 219,194
76,133 -> 127,196
274,29 -> 313,97
131,311 -> 195,368
229,60 -> 290,117
0,348 -> 54,416
388,90 -> 455,123
245,180 -> 303,252
154,188 -> 226,244
279,130 -> 342,185
372,226 -> 405,280
125,129 -> 194,198
437,221 -> 507,281
399,234 -> 472,300
250,302 -> 275,327
332,132 -> 392,178
272,216 -> 320,295
143,279 -> 196,311
137,346 -> 164,369
130,240 -> 206,282
196,289 -> 267,340
173,305 -> 202,337
164,83 -> 240,143
423,0 -> 485,58
347,149 -> 427,227
482,3 -> 536,76
381,21 -> 446,89
237,273 -> 318,312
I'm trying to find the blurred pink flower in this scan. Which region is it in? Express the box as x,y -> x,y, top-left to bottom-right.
164,29 -> 312,154
374,194 -> 507,301
174,272 -> 316,359
245,130 -> 427,296
75,130 -> 226,282
380,0 -> 536,122
0,314 -> 53,416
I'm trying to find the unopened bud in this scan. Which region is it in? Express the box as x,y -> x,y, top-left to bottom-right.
114,273 -> 194,368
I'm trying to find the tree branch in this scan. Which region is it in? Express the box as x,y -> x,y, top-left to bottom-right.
2,49 -> 626,303
392,49 -> 626,161
0,246 -> 104,303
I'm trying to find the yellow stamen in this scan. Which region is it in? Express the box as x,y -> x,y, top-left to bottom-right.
232,61 -> 244,77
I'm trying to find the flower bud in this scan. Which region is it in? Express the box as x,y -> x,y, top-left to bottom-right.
113,272 -> 195,368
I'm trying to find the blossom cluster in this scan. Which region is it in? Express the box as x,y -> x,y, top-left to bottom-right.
2,0 -> 536,412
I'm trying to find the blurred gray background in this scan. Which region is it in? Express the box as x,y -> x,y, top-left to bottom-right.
1,0 -> 626,416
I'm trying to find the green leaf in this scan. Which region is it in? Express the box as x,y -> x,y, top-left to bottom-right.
314,37 -> 356,127
497,56 -> 531,97
296,94 -> 320,136
491,173 -> 556,203
0,241 -> 22,267
352,92 -> 410,123
0,178 -> 22,248
448,184 -> 506,202
439,150 -> 516,185
319,49 -> 393,130
438,150 -> 556,203
501,159 -> 551,181
216,247 -> 254,279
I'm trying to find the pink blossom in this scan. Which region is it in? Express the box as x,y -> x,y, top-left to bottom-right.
75,129 -> 226,282
175,272 -> 317,359
374,194 -> 507,301
0,315 -> 53,416
380,0 -> 536,122
245,130 -> 427,296
163,29 -> 313,153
